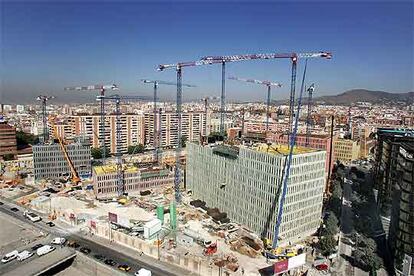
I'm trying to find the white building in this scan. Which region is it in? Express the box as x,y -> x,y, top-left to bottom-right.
186,142 -> 326,245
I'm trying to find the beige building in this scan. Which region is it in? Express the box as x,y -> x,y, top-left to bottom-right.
92,165 -> 174,198
145,111 -> 207,148
333,138 -> 360,163
71,114 -> 145,154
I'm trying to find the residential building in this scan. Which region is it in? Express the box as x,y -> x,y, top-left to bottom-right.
333,138 -> 360,164
32,136 -> 91,180
144,111 -> 207,148
92,165 -> 174,198
210,118 -> 234,134
186,142 -> 326,245
267,133 -> 334,177
0,121 -> 17,158
71,113 -> 145,153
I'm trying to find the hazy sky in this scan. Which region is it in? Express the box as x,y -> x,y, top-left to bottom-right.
1,1 -> 413,104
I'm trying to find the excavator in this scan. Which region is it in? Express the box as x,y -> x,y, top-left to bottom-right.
49,117 -> 81,184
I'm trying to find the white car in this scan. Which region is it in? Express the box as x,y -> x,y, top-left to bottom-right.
17,250 -> 34,261
36,245 -> 55,256
1,250 -> 19,263
135,268 -> 152,276
51,237 -> 66,245
24,211 -> 42,222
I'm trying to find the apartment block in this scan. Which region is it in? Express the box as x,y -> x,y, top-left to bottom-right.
0,121 -> 17,158
32,137 -> 91,180
186,142 -> 326,245
209,118 -> 234,134
333,138 -> 360,164
144,111 -> 206,148
71,114 -> 145,153
267,133 -> 334,176
92,165 -> 174,198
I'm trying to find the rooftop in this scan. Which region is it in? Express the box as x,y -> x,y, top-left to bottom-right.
252,143 -> 317,155
93,164 -> 169,176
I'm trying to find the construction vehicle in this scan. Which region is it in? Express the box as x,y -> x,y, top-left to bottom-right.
203,242 -> 217,256
49,117 -> 80,184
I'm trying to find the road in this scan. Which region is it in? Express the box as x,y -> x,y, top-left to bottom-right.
0,199 -> 189,276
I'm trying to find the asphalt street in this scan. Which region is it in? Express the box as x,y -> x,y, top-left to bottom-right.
0,199 -> 183,276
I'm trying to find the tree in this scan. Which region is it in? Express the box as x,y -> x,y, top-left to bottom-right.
127,144 -> 144,154
91,148 -> 102,159
318,235 -> 337,256
2,154 -> 14,161
181,136 -> 188,148
322,213 -> 339,236
16,131 -> 38,146
353,248 -> 382,271
358,236 -> 377,252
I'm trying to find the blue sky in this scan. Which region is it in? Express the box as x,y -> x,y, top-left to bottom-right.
1,1 -> 413,103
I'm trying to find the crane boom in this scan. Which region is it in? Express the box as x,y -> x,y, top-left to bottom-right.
141,79 -> 196,87
50,118 -> 80,184
228,76 -> 282,87
201,51 -> 332,62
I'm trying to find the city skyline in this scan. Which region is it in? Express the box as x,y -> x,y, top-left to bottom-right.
1,1 -> 413,104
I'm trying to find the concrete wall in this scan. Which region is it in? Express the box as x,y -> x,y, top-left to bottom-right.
93,223 -> 222,275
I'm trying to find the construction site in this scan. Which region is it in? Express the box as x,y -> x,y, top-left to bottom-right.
0,51 -> 335,275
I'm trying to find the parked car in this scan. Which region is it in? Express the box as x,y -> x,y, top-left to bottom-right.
36,245 -> 55,256
31,244 -> 44,251
118,264 -> 131,272
135,268 -> 152,276
104,259 -> 117,266
80,247 -> 91,254
24,212 -> 42,222
1,250 -> 19,263
46,221 -> 55,227
10,207 -> 19,212
0,201 -> 4,205
51,237 -> 66,245
17,250 -> 34,261
93,254 -> 105,261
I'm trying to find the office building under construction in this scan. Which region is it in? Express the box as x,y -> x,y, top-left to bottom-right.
186,142 -> 327,245
33,137 -> 91,181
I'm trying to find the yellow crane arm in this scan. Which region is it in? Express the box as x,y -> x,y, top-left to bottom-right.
51,120 -> 80,184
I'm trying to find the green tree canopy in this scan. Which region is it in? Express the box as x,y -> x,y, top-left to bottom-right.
127,144 -> 145,154
318,235 -> 337,256
16,131 -> 39,146
91,147 -> 111,159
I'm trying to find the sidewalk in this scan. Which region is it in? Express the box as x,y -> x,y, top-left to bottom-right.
56,219 -> 197,276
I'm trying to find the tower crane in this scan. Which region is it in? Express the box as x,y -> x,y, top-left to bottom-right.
158,51 -> 331,203
201,52 -> 332,138
97,94 -> 152,197
305,84 -> 315,146
36,95 -> 55,143
201,96 -> 219,144
141,79 -> 195,163
272,60 -> 308,249
228,76 -> 282,132
64,83 -> 119,163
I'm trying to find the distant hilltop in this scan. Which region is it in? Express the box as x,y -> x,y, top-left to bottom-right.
315,89 -> 414,105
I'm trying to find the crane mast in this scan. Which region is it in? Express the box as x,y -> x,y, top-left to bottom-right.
36,95 -> 55,143
305,84 -> 315,146
64,83 -> 118,163
97,94 -> 152,197
141,79 -> 195,164
228,76 -> 282,132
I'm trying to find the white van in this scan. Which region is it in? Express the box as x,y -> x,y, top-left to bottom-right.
24,211 -> 42,222
1,250 -> 19,263
135,268 -> 152,276
36,245 -> 55,256
51,237 -> 66,245
17,250 -> 34,261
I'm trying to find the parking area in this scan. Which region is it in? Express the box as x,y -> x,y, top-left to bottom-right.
0,210 -> 45,256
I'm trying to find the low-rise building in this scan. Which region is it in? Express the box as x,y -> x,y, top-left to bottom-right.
92,165 -> 174,198
32,137 -> 91,180
333,138 -> 360,164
